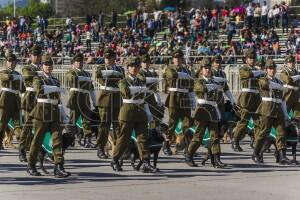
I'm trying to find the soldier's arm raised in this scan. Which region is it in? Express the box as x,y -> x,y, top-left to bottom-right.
280,70 -> 293,84
32,76 -> 43,95
0,70 -> 12,81
118,79 -> 131,99
22,66 -> 38,79
258,77 -> 269,90
239,67 -> 253,79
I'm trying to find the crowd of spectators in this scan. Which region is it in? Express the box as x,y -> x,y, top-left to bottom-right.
0,1 -> 299,66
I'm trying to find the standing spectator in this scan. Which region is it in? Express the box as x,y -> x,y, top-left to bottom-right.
268,6 -> 274,29
86,30 -> 92,50
111,11 -> 117,28
273,5 -> 280,28
154,9 -> 162,31
254,4 -> 262,28
261,1 -> 269,28
66,16 -> 72,31
246,3 -> 254,29
98,11 -> 105,31
281,2 -> 289,33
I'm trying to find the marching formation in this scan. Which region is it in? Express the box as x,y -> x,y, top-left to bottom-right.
0,45 -> 299,179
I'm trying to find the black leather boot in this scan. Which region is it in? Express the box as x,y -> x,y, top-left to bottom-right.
0,143 -> 4,150
54,164 -> 71,178
163,141 -> 172,156
111,158 -> 123,171
84,137 -> 96,148
213,153 -> 227,168
185,154 -> 198,167
27,164 -> 41,176
19,149 -> 27,162
252,149 -> 262,164
278,149 -> 291,165
231,140 -> 243,152
141,160 -> 158,173
97,148 -> 108,159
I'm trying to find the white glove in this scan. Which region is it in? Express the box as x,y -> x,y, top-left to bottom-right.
129,86 -> 148,95
213,76 -> 227,83
43,85 -> 65,94
58,104 -> 69,124
281,101 -> 289,121
144,103 -> 154,123
291,75 -> 300,82
78,76 -> 92,82
90,90 -> 97,107
225,90 -> 235,105
206,84 -> 218,92
153,92 -> 163,106
269,81 -> 284,90
146,77 -> 160,84
13,74 -> 22,81
188,92 -> 196,110
177,72 -> 192,79
252,70 -> 265,77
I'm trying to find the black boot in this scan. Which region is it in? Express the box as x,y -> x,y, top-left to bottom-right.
54,164 -> 71,178
185,154 -> 198,167
19,149 -> 27,162
251,149 -> 262,164
84,137 -> 96,148
0,143 -> 4,150
213,153 -> 227,168
27,164 -> 41,176
97,148 -> 108,159
278,149 -> 291,165
231,140 -> 243,152
110,158 -> 123,172
163,141 -> 172,156
141,160 -> 158,173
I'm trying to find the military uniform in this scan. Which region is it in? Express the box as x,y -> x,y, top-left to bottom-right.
66,53 -> 96,148
137,54 -> 164,127
111,57 -> 156,173
95,49 -> 124,158
0,54 -> 24,149
185,59 -> 226,168
19,45 -> 42,161
280,56 -> 300,119
232,49 -> 263,151
254,60 -> 289,164
27,55 -> 70,177
163,49 -> 193,155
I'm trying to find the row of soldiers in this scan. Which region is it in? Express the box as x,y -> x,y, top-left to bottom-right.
0,46 -> 299,178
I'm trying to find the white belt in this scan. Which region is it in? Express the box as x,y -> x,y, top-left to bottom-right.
168,88 -> 189,93
197,99 -> 217,106
26,87 -> 35,92
70,88 -> 90,94
241,88 -> 260,93
283,84 -> 299,91
37,98 -> 59,105
1,87 -> 19,94
99,86 -> 120,92
122,99 -> 144,104
261,97 -> 282,103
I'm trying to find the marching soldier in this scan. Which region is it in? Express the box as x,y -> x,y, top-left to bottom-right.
211,55 -> 235,120
254,60 -> 290,164
185,58 -> 226,168
27,55 -> 70,178
0,53 -> 24,150
111,57 -> 157,173
137,54 -> 164,128
19,45 -> 43,162
280,55 -> 300,119
95,48 -> 124,159
66,53 -> 97,148
163,49 -> 194,155
232,48 -> 263,152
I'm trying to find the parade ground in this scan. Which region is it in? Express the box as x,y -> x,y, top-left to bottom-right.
1,140 -> 299,200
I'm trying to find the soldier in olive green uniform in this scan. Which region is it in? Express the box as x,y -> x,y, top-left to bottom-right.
0,53 -> 24,150
280,55 -> 300,119
163,49 -> 193,155
111,57 -> 157,173
66,53 -> 96,148
211,55 -> 235,120
27,55 -> 70,178
95,49 -> 124,159
185,59 -> 226,168
232,48 -> 263,152
137,54 -> 164,128
19,45 -> 42,161
254,60 -> 290,164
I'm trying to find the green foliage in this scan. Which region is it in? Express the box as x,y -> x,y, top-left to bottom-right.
159,0 -> 189,9
0,0 -> 54,18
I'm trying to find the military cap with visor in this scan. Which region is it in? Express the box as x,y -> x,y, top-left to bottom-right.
104,48 -> 116,58
200,58 -> 211,69
265,59 -> 277,68
285,55 -> 295,63
245,48 -> 256,59
30,45 -> 42,56
42,55 -> 54,66
6,53 -> 17,62
73,53 -> 84,62
172,49 -> 184,58
127,57 -> 141,67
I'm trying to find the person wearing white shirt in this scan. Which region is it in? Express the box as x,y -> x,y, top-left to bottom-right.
261,1 -> 269,28
246,3 -> 254,29
268,7 -> 274,29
